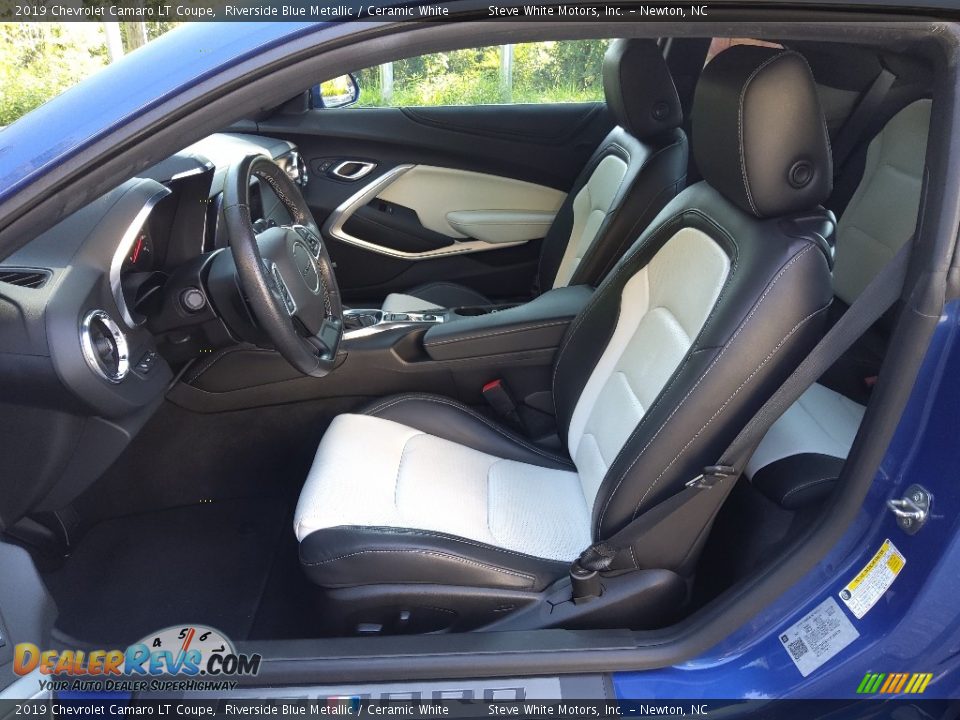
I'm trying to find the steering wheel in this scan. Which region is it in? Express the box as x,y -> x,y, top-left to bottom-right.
222,154 -> 342,377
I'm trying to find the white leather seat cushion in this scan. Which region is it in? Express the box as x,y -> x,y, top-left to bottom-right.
294,414 -> 592,562
745,382 -> 866,478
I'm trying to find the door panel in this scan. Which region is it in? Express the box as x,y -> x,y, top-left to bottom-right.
324,164 -> 565,262
254,102 -> 613,304
375,165 -> 564,238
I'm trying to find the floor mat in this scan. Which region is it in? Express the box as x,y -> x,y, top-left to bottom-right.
44,497 -> 287,646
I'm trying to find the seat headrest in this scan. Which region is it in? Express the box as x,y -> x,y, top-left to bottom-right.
603,39 -> 682,139
692,46 -> 833,218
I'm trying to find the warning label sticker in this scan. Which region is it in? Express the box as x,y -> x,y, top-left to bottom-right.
839,538 -> 906,619
780,597 -> 860,677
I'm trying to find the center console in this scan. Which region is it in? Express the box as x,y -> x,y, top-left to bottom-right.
343,285 -> 593,360
172,286 -> 594,413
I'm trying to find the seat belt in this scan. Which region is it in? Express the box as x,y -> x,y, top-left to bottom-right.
570,241 -> 913,592
831,66 -> 897,173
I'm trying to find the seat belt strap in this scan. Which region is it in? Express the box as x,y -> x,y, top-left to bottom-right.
575,241 -> 913,579
701,238 -> 911,487
832,67 -> 897,173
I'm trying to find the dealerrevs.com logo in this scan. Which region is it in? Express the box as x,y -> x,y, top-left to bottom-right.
14,625 -> 261,692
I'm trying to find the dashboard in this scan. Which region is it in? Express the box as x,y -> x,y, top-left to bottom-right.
0,132 -> 305,527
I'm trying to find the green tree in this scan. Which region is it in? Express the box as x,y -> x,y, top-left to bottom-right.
350,40 -> 610,108
0,23 -> 109,126
0,20 -> 182,127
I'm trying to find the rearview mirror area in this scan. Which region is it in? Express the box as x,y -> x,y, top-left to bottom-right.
313,74 -> 360,108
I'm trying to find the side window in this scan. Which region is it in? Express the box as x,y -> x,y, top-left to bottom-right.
705,38 -> 784,65
349,40 -> 611,108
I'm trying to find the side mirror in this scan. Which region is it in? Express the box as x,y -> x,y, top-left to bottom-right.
313,74 -> 360,109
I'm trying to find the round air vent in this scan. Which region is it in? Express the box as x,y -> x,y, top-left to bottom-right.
80,309 -> 130,384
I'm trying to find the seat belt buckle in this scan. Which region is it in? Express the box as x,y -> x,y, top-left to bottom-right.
482,379 -> 520,424
686,465 -> 736,489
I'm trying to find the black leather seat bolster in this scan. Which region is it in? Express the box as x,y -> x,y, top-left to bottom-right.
751,453 -> 846,510
362,393 -> 575,471
393,282 -> 492,309
299,526 -> 568,590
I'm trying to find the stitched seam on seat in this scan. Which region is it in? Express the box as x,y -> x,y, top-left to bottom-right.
424,320 -> 571,347
541,142 -> 631,289
365,394 -> 574,466
552,209 -> 690,414
595,242 -> 816,534
564,138 -> 683,288
535,149 -> 611,291
301,549 -> 536,588
780,475 -> 838,504
737,51 -> 791,216
630,299 -> 830,518
552,210 -> 738,422
341,526 -> 569,563
567,217 -> 741,522
586,161 -> 686,286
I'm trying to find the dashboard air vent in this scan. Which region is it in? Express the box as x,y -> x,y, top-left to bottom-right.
0,268 -> 50,289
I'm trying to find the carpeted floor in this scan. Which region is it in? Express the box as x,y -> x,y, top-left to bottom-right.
44,497 -> 292,645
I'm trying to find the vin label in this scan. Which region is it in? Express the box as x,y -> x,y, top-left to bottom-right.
780,597 -> 860,677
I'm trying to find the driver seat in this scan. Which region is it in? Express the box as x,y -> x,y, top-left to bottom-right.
294,46 -> 835,634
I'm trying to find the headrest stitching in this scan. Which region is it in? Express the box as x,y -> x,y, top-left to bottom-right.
736,50 -> 793,217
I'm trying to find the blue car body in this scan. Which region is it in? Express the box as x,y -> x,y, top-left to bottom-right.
1,16 -> 958,702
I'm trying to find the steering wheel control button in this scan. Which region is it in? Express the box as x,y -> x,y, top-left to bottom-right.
80,309 -> 130,384
180,287 -> 206,313
270,264 -> 297,315
293,225 -> 322,257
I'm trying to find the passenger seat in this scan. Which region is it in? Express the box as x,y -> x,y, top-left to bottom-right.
746,99 -> 931,509
381,39 -> 688,312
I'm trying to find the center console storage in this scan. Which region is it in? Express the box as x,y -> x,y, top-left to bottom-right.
421,285 -> 593,361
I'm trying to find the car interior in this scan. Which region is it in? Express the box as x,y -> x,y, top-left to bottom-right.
0,29 -> 937,651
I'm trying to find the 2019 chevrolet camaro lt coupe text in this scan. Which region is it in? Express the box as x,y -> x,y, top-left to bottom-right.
1,3 -> 960,712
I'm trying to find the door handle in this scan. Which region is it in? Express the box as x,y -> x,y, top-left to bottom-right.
331,160 -> 377,181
